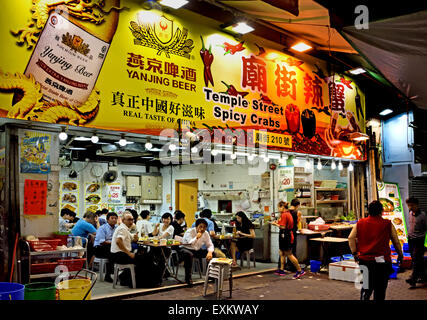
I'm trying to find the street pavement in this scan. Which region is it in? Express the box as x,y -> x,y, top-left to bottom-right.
125,269 -> 426,300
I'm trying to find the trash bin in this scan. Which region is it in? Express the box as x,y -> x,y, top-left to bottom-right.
310,260 -> 322,273
57,279 -> 92,300
25,282 -> 56,300
0,282 -> 25,300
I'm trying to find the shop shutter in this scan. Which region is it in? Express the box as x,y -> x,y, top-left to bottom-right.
409,177 -> 427,212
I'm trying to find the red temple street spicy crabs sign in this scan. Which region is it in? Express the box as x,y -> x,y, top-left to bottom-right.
0,1 -> 366,160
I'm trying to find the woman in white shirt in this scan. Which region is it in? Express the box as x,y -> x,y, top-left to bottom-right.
152,212 -> 174,239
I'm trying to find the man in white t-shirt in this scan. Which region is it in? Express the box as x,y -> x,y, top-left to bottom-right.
136,210 -> 154,236
180,218 -> 214,286
110,212 -> 140,287
111,212 -> 139,262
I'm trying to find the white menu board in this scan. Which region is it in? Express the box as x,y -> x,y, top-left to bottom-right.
377,181 -> 407,247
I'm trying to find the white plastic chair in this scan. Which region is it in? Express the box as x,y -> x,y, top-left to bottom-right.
113,264 -> 136,289
240,248 -> 256,268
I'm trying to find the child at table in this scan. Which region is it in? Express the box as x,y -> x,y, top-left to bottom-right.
271,201 -> 305,278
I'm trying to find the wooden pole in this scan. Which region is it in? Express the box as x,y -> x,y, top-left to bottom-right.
361,164 -> 365,218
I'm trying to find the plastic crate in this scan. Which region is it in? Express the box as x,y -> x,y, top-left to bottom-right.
331,256 -> 342,263
29,238 -> 61,252
400,256 -> 412,269
31,262 -> 59,274
403,243 -> 409,252
53,233 -> 70,247
58,259 -> 86,272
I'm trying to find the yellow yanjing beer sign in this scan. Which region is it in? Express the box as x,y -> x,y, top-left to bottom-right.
0,0 -> 366,160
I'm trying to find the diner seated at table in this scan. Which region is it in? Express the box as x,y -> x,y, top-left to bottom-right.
191,209 -> 215,237
110,212 -> 140,287
94,212 -> 118,282
71,211 -> 98,268
59,208 -> 74,232
172,210 -> 186,238
98,208 -> 109,226
230,211 -> 255,267
190,209 -> 226,258
136,210 -> 154,237
68,210 -> 79,225
152,212 -> 175,239
180,218 -> 215,286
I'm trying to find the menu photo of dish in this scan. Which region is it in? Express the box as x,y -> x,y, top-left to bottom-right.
84,182 -> 102,214
62,192 -> 78,204
61,181 -> 78,192
61,203 -> 77,213
59,180 -> 79,215
85,204 -> 100,214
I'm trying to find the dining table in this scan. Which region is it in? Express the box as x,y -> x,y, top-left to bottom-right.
138,239 -> 183,283
309,237 -> 350,270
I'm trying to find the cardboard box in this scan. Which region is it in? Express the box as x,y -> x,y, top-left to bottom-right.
329,260 -> 361,282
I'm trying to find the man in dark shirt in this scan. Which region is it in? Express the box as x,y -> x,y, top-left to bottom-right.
405,197 -> 427,287
172,210 -> 186,238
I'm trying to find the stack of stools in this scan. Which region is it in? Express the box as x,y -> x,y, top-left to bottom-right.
203,261 -> 233,300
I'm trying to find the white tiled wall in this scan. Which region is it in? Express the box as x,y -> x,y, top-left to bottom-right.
59,161 -> 160,217
160,163 -> 271,220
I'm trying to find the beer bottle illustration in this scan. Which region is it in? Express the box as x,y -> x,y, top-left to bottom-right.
23,1 -> 120,107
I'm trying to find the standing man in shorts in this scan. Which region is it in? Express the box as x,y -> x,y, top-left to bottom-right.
271,201 -> 305,279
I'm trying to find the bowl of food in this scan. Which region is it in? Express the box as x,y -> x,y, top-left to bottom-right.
393,217 -> 403,226
379,198 -> 394,212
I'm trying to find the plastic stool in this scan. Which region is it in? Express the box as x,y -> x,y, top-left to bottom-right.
93,258 -> 109,281
169,250 -> 179,275
240,249 -> 256,268
203,262 -> 233,300
193,257 -> 207,278
113,264 -> 136,289
173,254 -> 207,278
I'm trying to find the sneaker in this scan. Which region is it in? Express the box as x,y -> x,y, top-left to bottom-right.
274,269 -> 281,275
293,270 -> 306,279
278,270 -> 286,276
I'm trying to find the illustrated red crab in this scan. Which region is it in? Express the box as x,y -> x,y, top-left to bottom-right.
324,111 -> 364,159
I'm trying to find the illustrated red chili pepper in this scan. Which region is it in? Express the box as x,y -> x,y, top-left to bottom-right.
221,81 -> 249,97
200,35 -> 214,87
285,103 -> 300,134
223,41 -> 245,55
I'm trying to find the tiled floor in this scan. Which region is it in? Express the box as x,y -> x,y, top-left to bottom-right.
91,260 -> 277,300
